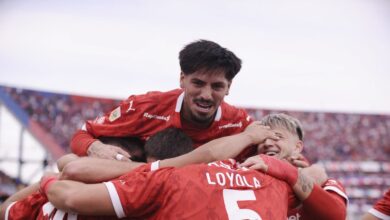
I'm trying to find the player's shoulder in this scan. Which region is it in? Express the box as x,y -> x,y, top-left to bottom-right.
220,101 -> 250,121
121,89 -> 183,109
128,89 -> 181,100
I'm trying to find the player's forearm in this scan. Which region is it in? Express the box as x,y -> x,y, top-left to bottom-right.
57,154 -> 79,171
160,132 -> 253,168
362,213 -> 381,220
61,157 -> 143,183
46,180 -> 115,216
292,169 -> 315,201
300,185 -> 347,220
3,182 -> 39,203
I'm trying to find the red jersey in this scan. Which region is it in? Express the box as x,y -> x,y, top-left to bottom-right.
369,188 -> 390,219
5,191 -> 47,220
287,178 -> 348,220
71,89 -> 252,156
105,160 -> 296,220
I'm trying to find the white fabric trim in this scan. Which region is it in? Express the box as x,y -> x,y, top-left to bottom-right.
5,202 -> 16,220
368,208 -> 390,220
81,123 -> 87,131
214,106 -> 222,121
323,185 -> 349,204
104,182 -> 126,218
175,92 -> 185,112
151,160 -> 160,171
175,92 -> 222,121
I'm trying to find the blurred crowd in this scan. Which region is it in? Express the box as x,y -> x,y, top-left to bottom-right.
0,171 -> 26,203
3,86 -> 119,150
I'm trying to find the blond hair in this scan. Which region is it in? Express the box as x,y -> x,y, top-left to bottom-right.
260,113 -> 304,140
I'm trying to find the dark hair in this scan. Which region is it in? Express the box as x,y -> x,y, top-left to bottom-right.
99,136 -> 146,162
179,40 -> 242,81
144,127 -> 193,160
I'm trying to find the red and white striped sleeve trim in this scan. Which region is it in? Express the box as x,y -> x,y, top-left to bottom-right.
323,185 -> 349,204
4,202 -> 16,220
103,182 -> 126,218
368,208 -> 390,220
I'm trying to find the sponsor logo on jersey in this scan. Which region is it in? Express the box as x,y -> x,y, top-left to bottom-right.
218,121 -> 242,129
287,212 -> 301,220
126,100 -> 136,112
143,112 -> 170,121
109,107 -> 121,122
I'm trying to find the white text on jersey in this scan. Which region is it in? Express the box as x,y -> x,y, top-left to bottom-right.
206,172 -> 261,189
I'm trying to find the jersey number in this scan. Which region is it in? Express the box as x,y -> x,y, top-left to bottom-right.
223,189 -> 262,220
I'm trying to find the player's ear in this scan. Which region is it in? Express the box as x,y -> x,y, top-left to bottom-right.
295,140 -> 303,153
180,72 -> 185,89
226,81 -> 232,96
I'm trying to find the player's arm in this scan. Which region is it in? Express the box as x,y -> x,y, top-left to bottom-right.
362,213 -> 383,220
160,121 -> 279,168
60,157 -> 144,183
70,95 -> 147,159
362,189 -> 390,220
0,183 -> 39,220
43,178 -> 115,216
241,155 -> 346,220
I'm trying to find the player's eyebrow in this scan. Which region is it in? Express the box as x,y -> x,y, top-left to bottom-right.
275,132 -> 283,138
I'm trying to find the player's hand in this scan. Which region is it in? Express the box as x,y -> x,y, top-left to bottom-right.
300,164 -> 328,186
244,121 -> 279,144
286,153 -> 310,168
238,155 -> 268,172
87,141 -> 131,161
241,155 -> 298,186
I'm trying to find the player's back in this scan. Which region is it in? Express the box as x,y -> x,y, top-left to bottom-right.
157,159 -> 293,220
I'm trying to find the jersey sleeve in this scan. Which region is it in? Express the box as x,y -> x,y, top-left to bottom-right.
103,165 -> 172,219
322,178 -> 348,204
5,192 -> 47,220
70,91 -> 168,155
369,188 -> 390,219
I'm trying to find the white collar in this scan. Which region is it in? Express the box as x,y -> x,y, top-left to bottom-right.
175,92 -> 222,121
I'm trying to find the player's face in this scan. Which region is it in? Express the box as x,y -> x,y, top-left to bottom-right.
180,69 -> 231,127
257,126 -> 303,159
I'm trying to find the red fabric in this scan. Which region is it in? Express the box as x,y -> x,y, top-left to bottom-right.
6,192 -> 48,220
372,188 -> 390,216
260,155 -> 298,186
288,178 -> 347,220
71,89 -> 252,156
110,160 -> 294,220
298,185 -> 347,220
70,130 -> 97,156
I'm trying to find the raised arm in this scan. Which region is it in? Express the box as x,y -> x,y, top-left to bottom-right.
160,121 -> 279,168
60,157 -> 144,183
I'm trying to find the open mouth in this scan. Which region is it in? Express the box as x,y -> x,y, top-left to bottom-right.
264,151 -> 279,157
194,101 -> 213,113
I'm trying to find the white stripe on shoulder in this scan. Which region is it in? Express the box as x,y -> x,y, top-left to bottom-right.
368,208 -> 390,220
323,185 -> 349,204
175,92 -> 185,112
214,106 -> 222,121
5,202 -> 16,220
81,123 -> 87,131
151,160 -> 160,171
104,182 -> 126,218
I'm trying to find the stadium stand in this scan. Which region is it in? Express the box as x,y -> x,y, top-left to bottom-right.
0,84 -> 389,218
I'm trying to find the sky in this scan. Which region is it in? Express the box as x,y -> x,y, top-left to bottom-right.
0,0 -> 390,114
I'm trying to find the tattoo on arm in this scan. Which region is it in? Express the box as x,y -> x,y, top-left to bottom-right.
297,169 -> 314,193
